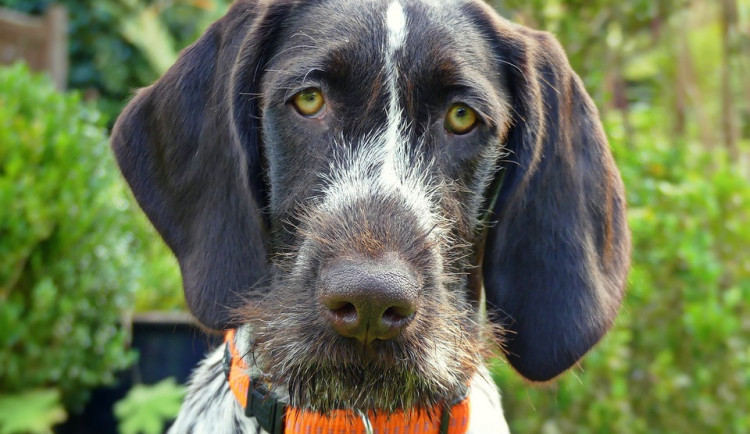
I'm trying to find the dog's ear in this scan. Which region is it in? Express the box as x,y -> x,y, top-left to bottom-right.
111,1 -> 296,330
480,18 -> 631,381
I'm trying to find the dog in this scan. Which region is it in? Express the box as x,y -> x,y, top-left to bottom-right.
111,0 -> 630,432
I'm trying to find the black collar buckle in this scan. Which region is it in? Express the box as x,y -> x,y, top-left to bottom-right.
245,380 -> 286,434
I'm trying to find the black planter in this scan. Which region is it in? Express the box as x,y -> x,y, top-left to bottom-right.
56,312 -> 220,434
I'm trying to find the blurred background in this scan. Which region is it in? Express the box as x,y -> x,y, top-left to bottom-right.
0,0 -> 747,433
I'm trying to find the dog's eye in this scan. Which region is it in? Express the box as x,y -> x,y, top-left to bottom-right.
292,88 -> 326,117
445,103 -> 478,135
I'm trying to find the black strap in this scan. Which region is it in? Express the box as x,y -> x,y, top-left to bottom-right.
245,382 -> 286,434
438,404 -> 451,434
440,387 -> 470,434
223,341 -> 286,434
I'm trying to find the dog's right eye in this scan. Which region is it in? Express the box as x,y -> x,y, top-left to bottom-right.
291,88 -> 326,117
444,103 -> 478,135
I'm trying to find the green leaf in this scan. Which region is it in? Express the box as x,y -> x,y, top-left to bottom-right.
114,378 -> 186,434
0,389 -> 67,434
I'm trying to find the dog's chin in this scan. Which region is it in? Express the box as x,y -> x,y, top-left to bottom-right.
284,357 -> 468,413
275,337 -> 475,413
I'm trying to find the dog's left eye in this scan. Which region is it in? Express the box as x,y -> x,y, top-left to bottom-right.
445,103 -> 478,135
292,88 -> 326,117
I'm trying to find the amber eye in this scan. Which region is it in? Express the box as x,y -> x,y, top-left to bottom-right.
445,103 -> 478,135
292,88 -> 325,117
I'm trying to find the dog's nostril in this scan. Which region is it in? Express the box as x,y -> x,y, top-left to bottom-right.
330,302 -> 357,318
382,306 -> 414,324
319,256 -> 419,344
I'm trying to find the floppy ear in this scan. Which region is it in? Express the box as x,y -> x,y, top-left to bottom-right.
111,0 -> 296,330
481,20 -> 631,381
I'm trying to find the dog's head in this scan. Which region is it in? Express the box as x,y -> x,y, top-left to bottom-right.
112,0 -> 630,413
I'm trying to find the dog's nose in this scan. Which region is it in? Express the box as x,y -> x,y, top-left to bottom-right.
319,257 -> 418,344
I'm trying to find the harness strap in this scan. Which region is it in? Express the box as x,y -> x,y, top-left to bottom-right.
224,329 -> 471,434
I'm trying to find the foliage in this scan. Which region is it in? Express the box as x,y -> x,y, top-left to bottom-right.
0,0 -> 232,120
114,378 -> 186,434
0,389 -> 66,434
492,107 -> 750,432
0,0 -> 205,311
495,0 -> 748,155
0,63 -> 179,411
496,0 -> 688,79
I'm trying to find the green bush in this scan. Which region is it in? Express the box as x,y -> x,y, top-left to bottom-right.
492,107 -> 750,433
0,63 -> 179,410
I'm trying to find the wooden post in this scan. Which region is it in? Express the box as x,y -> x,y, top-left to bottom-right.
45,5 -> 68,90
720,0 -> 739,159
0,4 -> 68,90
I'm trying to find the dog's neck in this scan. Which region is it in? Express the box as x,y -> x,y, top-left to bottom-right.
226,327 -> 473,433
168,325 -> 509,434
214,325 -> 507,433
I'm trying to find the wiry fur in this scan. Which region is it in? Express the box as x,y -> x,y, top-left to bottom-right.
237,287 -> 489,412
168,347 -> 260,434
317,131 -> 442,236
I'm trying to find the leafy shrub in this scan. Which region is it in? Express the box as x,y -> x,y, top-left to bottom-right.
492,107 -> 750,433
0,63 -> 179,410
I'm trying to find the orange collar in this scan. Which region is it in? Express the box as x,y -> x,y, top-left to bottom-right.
224,329 -> 471,434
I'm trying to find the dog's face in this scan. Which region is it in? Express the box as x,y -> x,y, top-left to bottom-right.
251,1 -> 510,411
112,0 -> 630,414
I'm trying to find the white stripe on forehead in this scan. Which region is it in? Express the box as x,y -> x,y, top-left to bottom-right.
381,0 -> 407,187
318,1 -> 442,240
386,1 -> 407,49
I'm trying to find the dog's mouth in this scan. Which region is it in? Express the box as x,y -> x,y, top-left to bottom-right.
236,289 -> 488,413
